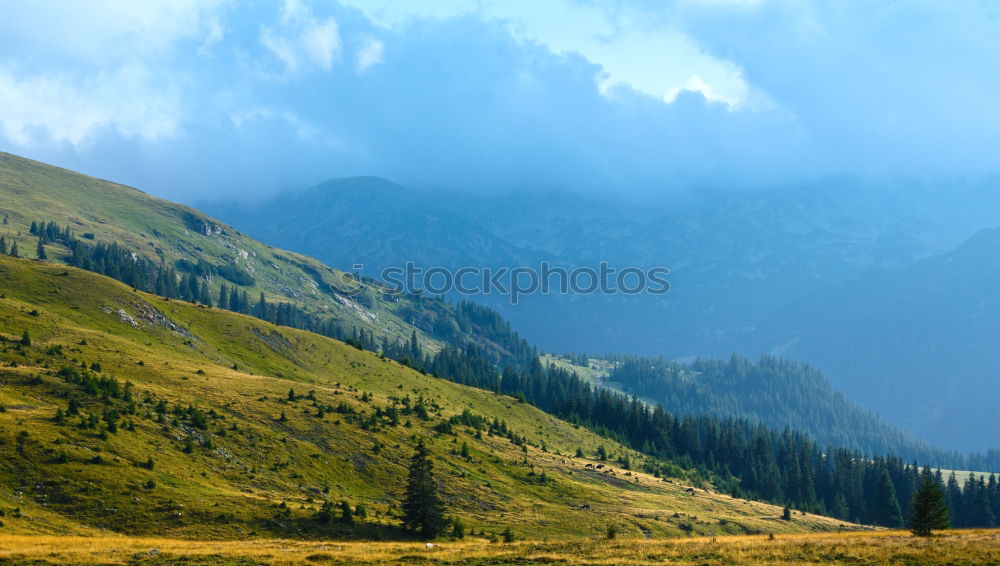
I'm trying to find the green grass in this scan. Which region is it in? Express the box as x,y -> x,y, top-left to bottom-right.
0,256 -> 854,540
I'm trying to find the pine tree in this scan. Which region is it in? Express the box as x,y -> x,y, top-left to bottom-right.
255,292 -> 267,317
402,440 -> 446,538
971,475 -> 996,527
218,284 -> 229,311
21,330 -> 31,346
873,466 -> 904,527
199,280 -> 212,306
0,236 -> 6,255
339,501 -> 354,525
409,331 -> 422,363
36,239 -> 47,260
10,239 -> 18,257
946,471 -> 963,526
910,467 -> 950,536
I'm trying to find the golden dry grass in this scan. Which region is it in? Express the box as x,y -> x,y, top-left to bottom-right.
0,530 -> 999,565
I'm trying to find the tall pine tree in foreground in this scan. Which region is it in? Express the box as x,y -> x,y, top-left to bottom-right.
402,440 -> 446,538
910,467 -> 950,536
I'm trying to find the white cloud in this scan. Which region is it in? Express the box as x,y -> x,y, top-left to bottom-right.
0,65 -> 180,147
355,36 -> 385,72
259,0 -> 342,76
0,0 -> 228,149
0,1 -> 228,64
338,0 -> 752,108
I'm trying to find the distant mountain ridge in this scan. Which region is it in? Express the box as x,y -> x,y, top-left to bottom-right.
205,177 -> 551,277
748,226 -> 1000,451
204,173 -> 1000,452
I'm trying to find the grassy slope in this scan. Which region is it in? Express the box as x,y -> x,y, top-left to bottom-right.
0,152 -> 431,350
0,257 -> 851,540
541,354 -> 663,406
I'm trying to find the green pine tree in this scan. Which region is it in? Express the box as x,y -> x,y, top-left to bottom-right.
36,239 -> 47,260
402,440 -> 447,538
910,467 -> 950,536
873,466 -> 904,527
339,501 -> 354,525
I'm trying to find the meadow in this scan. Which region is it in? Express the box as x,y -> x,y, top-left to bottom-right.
0,530 -> 998,565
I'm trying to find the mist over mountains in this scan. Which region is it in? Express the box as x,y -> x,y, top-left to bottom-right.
207,176 -> 1000,452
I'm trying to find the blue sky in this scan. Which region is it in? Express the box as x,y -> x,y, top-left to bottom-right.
1,0 -> 999,200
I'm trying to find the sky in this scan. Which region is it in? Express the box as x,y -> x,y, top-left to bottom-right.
1,0 -> 999,201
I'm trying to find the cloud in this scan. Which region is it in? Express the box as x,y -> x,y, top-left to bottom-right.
0,1 -> 224,149
0,0 -> 999,201
0,65 -> 180,147
0,0 -> 227,63
259,0 -> 342,77
355,36 -> 385,72
340,0 -> 752,109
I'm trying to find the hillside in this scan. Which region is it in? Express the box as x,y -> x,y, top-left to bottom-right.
0,152 -> 534,366
0,256 -> 847,539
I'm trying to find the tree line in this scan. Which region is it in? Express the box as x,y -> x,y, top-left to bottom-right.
604,355 -> 1000,470
420,349 -> 997,529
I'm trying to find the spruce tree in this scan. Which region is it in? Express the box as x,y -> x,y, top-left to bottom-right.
199,281 -> 212,306
0,236 -> 6,255
339,501 -> 354,525
9,239 -> 18,257
910,467 -> 950,536
218,284 -> 229,311
255,292 -> 267,317
35,239 -> 46,260
873,466 -> 904,527
402,439 -> 446,538
971,476 -> 996,527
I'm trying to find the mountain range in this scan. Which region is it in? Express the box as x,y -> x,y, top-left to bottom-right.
207,175 -> 1000,451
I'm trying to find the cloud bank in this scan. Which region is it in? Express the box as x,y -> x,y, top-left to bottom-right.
0,0 -> 998,200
